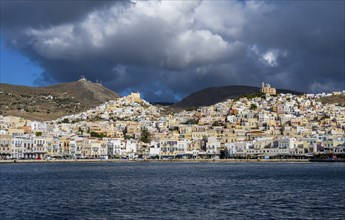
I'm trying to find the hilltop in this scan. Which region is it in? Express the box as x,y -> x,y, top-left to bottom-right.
172,85 -> 303,109
0,80 -> 120,121
56,92 -> 164,123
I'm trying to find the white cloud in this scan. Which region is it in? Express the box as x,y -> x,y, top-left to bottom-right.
260,49 -> 288,67
193,1 -> 246,38
22,0 -> 251,69
262,50 -> 278,67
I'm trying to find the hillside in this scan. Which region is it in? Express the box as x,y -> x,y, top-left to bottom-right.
172,85 -> 303,109
320,94 -> 345,106
0,80 -> 120,121
57,92 -> 164,123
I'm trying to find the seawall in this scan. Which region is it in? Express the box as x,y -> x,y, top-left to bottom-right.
0,159 -> 312,163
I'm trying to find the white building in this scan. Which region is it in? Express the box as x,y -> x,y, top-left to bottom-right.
206,136 -> 220,156
149,141 -> 160,158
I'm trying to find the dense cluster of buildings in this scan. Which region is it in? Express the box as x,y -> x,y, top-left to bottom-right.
1,87 -> 345,160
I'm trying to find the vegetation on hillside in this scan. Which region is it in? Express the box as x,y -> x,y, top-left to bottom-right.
172,85 -> 301,109
234,93 -> 265,101
140,128 -> 152,143
90,132 -> 107,138
320,94 -> 345,106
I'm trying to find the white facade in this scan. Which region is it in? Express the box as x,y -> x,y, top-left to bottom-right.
206,136 -> 220,155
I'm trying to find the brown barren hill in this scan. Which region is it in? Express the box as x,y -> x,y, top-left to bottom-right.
0,80 -> 120,121
320,94 -> 345,106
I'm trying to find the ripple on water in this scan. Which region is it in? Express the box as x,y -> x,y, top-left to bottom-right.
1,162 -> 345,219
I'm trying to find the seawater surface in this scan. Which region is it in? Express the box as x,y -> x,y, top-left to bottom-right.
1,162 -> 345,219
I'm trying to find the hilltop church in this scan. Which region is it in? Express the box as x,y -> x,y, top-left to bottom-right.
261,82 -> 276,95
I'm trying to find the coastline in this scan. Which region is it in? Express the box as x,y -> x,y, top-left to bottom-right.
0,158 -> 314,163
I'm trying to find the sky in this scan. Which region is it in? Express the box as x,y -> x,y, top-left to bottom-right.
0,0 -> 344,102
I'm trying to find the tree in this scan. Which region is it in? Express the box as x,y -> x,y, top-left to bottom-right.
186,106 -> 197,111
184,118 -> 199,125
90,132 -> 106,138
201,135 -> 208,151
212,121 -> 223,127
62,118 -> 69,123
169,126 -> 179,132
250,104 -> 257,110
35,131 -> 42,137
140,128 -> 151,143
78,127 -> 83,135
220,148 -> 229,159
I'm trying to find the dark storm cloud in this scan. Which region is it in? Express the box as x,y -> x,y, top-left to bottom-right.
1,0 -> 344,102
1,1 -> 120,28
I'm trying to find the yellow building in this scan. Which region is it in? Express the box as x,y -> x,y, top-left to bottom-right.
261,82 -> 276,95
0,134 -> 12,159
8,128 -> 25,136
128,92 -> 141,102
159,140 -> 178,158
60,138 -> 70,157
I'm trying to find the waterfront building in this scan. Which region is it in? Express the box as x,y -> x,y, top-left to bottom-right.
149,141 -> 160,158
0,91 -> 344,160
206,136 -> 220,157
160,140 -> 178,158
0,134 -> 12,159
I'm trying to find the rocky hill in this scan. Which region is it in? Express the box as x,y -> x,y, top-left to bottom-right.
172,85 -> 303,109
320,94 -> 345,106
0,80 -> 120,121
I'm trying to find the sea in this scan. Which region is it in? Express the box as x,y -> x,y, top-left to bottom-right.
1,162 -> 345,219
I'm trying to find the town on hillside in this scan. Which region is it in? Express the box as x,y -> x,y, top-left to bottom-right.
1,83 -> 345,161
